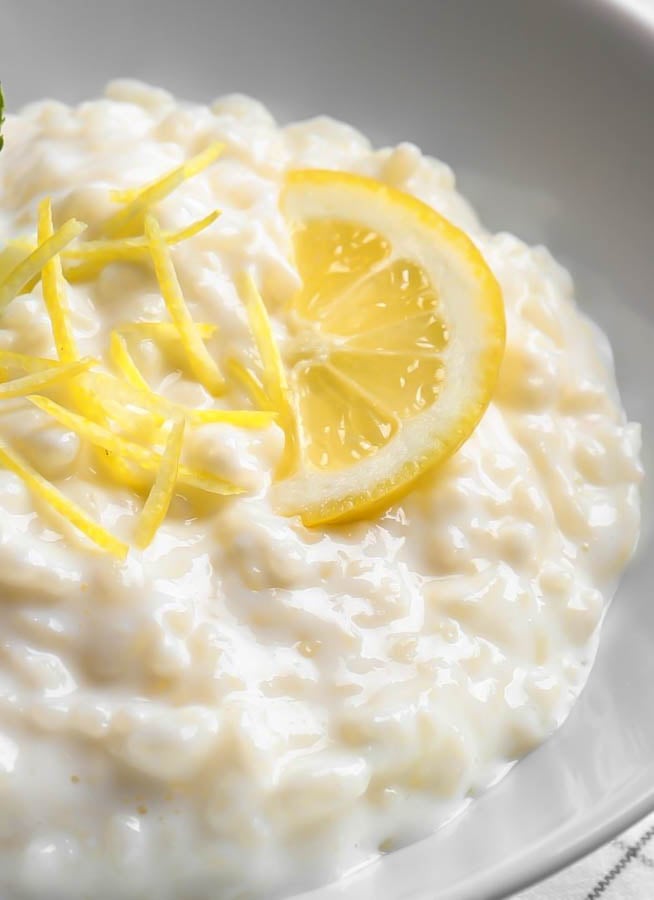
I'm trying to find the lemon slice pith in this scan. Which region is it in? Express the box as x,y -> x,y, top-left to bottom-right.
272,170 -> 505,526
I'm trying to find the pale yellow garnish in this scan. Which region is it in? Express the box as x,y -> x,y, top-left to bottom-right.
269,169 -> 505,525
107,332 -> 275,429
189,408 -> 277,428
0,350 -> 63,374
82,371 -> 167,428
0,242 -> 33,283
0,439 -> 128,558
0,356 -> 95,398
109,331 -> 152,392
101,142 -> 224,238
0,218 -> 86,314
37,198 -> 79,361
119,321 -> 217,341
64,210 -> 221,284
145,215 -> 224,395
29,395 -> 243,496
236,273 -> 297,476
0,240 -> 44,295
134,417 -> 185,549
226,357 -> 272,411
237,274 -> 288,405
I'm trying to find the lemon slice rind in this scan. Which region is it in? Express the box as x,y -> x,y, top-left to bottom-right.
273,170 -> 505,525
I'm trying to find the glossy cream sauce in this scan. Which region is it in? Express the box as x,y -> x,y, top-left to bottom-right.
0,81 -> 642,899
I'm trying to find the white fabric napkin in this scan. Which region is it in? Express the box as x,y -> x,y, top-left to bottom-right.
514,812 -> 654,900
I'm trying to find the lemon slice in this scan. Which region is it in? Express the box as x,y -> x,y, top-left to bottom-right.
272,170 -> 505,525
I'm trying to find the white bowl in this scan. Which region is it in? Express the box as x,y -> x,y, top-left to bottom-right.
2,1 -> 653,897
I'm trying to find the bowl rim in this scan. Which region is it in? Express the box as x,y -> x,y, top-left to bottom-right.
452,8 -> 654,896
1,1 -> 653,898
458,3 -> 654,893
482,0 -> 654,882
457,789 -> 654,900
301,2 -> 654,896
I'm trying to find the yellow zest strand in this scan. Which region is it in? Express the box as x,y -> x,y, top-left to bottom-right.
63,211 -> 221,284
65,211 -> 221,262
145,215 -> 224,395
28,395 -> 242,496
55,367 -> 154,492
188,408 -> 277,427
160,209 -> 221,243
83,371 -> 168,426
106,337 -> 275,429
237,273 -> 289,405
100,455 -> 152,493
0,439 -> 128,558
226,357 -> 273,410
37,198 -> 79,361
0,241 -> 33,283
0,218 -> 86,314
236,273 -> 297,475
101,142 -> 224,238
118,321 -> 217,341
0,240 -> 41,296
0,356 -> 95,398
0,351 -> 62,374
70,372 -> 165,495
134,417 -> 185,549
109,332 -> 151,392
28,394 -> 168,470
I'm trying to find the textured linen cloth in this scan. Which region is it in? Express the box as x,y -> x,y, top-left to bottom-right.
515,812 -> 654,900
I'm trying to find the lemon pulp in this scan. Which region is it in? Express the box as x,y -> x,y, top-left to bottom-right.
273,170 -> 505,525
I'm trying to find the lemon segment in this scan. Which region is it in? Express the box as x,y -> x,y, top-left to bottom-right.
273,170 -> 505,525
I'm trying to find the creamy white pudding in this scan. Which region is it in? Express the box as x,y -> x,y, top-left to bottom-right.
0,80 -> 642,900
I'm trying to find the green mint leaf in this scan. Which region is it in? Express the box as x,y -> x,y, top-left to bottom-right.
0,83 -> 5,151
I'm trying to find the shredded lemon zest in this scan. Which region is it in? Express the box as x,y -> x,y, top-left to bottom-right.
0,351 -> 63,374
118,321 -> 217,341
0,438 -> 128,557
71,373 -> 165,494
0,218 -> 86,314
37,198 -> 79,361
188,408 -> 277,427
145,215 -> 224,395
29,395 -> 242,496
160,209 -> 221,243
63,211 -> 221,284
107,335 -> 275,428
100,455 -> 153,493
226,357 -> 273,410
83,371 -> 168,426
237,273 -> 288,404
101,142 -> 224,238
0,241 -> 41,297
0,242 -> 33,284
109,332 -> 152,392
65,211 -> 221,262
134,417 -> 185,549
0,356 -> 95,398
236,273 -> 297,475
